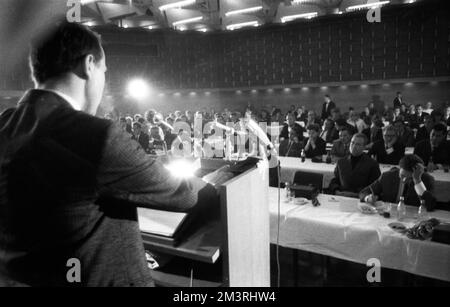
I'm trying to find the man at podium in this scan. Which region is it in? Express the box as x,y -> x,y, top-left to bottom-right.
0,22 -> 218,287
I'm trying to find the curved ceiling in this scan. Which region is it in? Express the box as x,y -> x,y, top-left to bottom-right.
79,0 -> 421,31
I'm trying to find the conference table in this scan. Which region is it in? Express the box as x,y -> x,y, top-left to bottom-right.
278,156 -> 450,203
268,187 -> 450,282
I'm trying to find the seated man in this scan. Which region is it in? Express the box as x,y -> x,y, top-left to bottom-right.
320,118 -> 339,143
360,154 -> 436,210
368,125 -> 405,165
280,112 -> 305,142
414,123 -> 450,171
329,133 -> 381,197
279,127 -> 304,158
330,127 -> 352,160
393,119 -> 415,147
303,124 -> 327,159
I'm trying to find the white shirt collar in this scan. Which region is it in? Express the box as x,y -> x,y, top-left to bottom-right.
40,89 -> 81,111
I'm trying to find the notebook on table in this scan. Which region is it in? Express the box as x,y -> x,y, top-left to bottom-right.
138,208 -> 190,246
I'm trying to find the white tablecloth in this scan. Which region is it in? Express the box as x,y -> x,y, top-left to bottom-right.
279,156 -> 450,203
269,187 -> 450,281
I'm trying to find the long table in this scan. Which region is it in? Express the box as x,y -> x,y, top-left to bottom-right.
278,156 -> 450,203
269,187 -> 450,281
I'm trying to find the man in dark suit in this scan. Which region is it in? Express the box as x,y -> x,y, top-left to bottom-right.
330,127 -> 352,160
304,124 -> 326,159
132,121 -> 150,153
320,118 -> 339,143
414,123 -> 450,169
329,133 -> 381,197
360,155 -> 436,210
279,126 -> 304,158
368,125 -> 405,165
279,112 -> 304,142
0,22 -> 217,286
393,92 -> 403,109
321,94 -> 336,122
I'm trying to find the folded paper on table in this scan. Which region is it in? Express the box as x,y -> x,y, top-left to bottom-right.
138,208 -> 188,237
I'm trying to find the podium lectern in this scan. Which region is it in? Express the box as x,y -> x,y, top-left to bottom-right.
141,159 -> 270,287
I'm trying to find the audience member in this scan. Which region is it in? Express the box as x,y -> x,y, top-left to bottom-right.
330,127 -> 352,160
368,125 -> 405,165
414,123 -> 450,170
360,154 -> 436,210
304,124 -> 326,159
329,133 -> 380,197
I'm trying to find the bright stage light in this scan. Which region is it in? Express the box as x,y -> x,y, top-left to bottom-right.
165,159 -> 201,178
127,79 -> 150,99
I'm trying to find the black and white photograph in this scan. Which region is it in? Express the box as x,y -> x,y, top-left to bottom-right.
0,0 -> 449,291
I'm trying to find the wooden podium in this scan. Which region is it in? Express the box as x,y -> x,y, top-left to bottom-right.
141,159 -> 270,287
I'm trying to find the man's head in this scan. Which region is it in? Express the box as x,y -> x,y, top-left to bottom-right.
349,133 -> 367,157
145,109 -> 156,123
150,126 -> 164,140
286,112 -> 296,126
383,125 -> 398,145
339,127 -> 351,145
430,123 -> 447,148
416,104 -> 423,114
399,154 -> 424,182
397,92 -> 402,98
335,118 -> 347,131
29,22 -> 106,114
324,118 -> 334,130
307,110 -> 316,120
324,94 -> 331,103
409,104 -> 415,113
307,124 -> 320,140
426,101 -> 433,109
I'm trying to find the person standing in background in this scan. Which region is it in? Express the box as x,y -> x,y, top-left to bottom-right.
393,92 -> 403,109
321,94 -> 336,122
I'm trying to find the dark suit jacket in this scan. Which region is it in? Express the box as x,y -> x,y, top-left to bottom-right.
0,90 -> 217,286
368,139 -> 405,165
414,139 -> 450,165
398,127 -> 415,147
329,154 -> 381,193
415,126 -> 430,143
360,168 -> 436,210
279,139 -> 304,157
321,101 -> 336,121
304,137 -> 326,158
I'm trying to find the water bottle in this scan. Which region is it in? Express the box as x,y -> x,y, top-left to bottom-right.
397,196 -> 406,221
285,182 -> 292,202
301,149 -> 306,163
417,199 -> 428,221
325,150 -> 332,164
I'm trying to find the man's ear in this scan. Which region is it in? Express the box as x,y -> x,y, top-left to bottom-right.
80,54 -> 96,80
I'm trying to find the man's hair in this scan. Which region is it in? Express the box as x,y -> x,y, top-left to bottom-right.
325,94 -> 330,98
307,123 -> 320,132
132,122 -> 142,129
399,154 -> 424,172
416,104 -> 422,108
397,91 -> 401,95
352,133 -> 367,146
335,118 -> 347,127
432,123 -> 447,134
29,21 -> 103,84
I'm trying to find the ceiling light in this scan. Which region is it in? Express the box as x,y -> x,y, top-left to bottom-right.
159,0 -> 195,11
197,28 -> 207,32
225,6 -> 263,17
346,1 -> 390,12
147,25 -> 153,30
281,12 -> 318,23
173,16 -> 203,26
123,24 -> 129,28
226,20 -> 259,30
